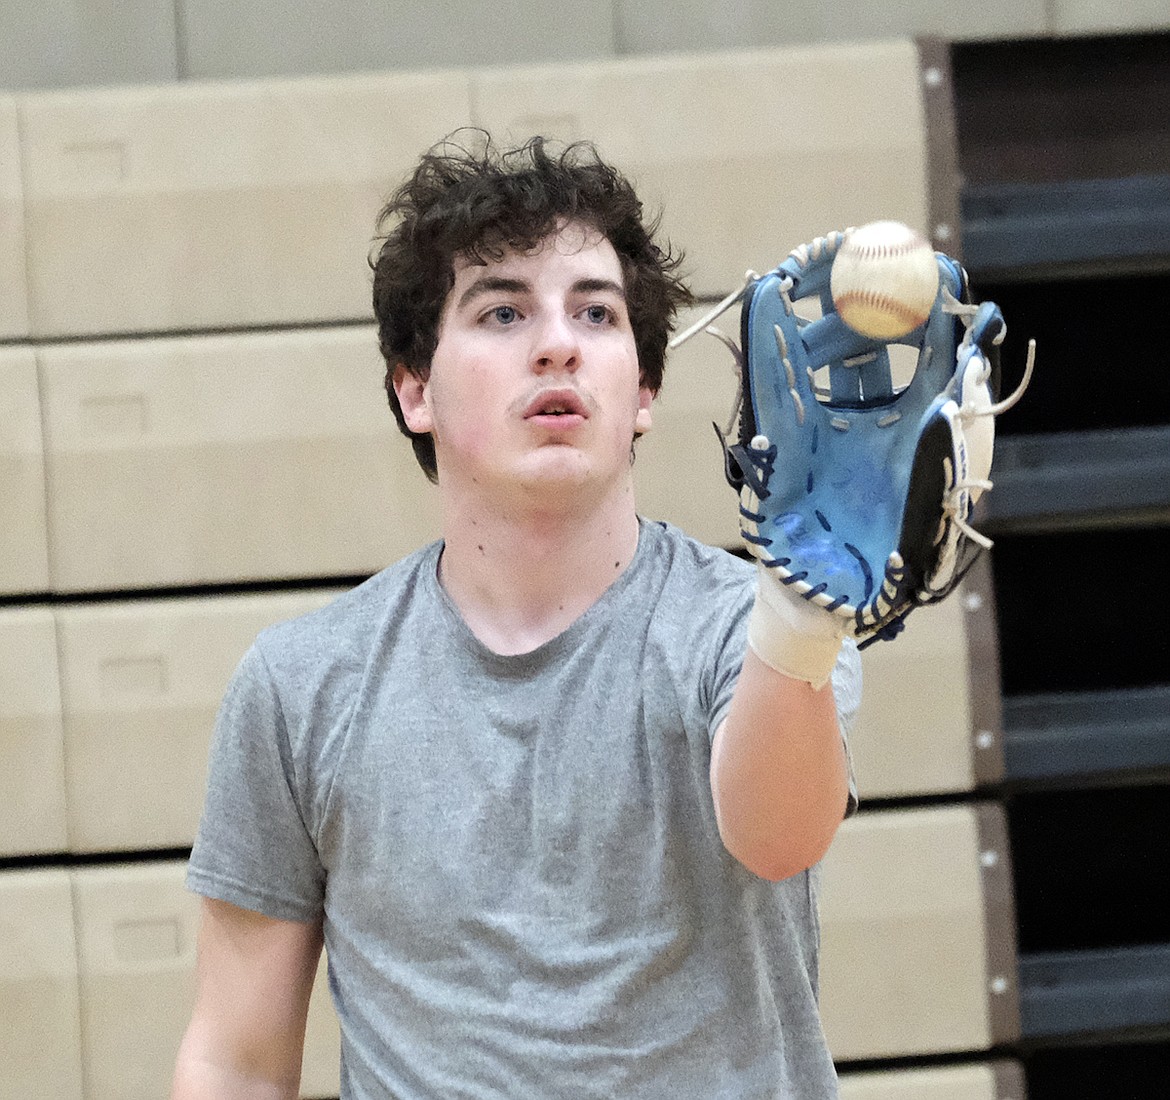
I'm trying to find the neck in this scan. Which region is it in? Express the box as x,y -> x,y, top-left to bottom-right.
436,475 -> 641,655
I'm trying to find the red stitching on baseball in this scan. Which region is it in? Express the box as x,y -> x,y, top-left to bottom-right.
851,241 -> 924,262
834,290 -> 926,328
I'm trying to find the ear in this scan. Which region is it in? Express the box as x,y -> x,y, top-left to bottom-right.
392,363 -> 433,434
634,384 -> 654,435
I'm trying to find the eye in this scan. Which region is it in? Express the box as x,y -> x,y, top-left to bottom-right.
582,304 -> 613,325
485,305 -> 519,325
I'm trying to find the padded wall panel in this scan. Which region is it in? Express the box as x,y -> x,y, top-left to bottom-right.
0,348 -> 50,594
0,98 -> 29,339
850,588 -> 995,797
614,1 -> 1047,55
839,1059 -> 1026,1100
181,0 -> 615,80
472,42 -> 929,297
39,327 -> 440,592
72,862 -> 200,1100
57,590 -> 344,853
1051,0 -> 1170,34
0,609 -> 67,856
0,0 -> 177,91
0,870 -> 84,1100
819,804 -> 1019,1060
634,305 -> 742,547
75,861 -> 337,1100
301,951 -> 342,1099
19,72 -> 471,337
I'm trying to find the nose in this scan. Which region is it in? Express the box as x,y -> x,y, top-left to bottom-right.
531,312 -> 581,374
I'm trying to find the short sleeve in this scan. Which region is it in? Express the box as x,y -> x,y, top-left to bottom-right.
186,641 -> 326,922
706,586 -> 754,742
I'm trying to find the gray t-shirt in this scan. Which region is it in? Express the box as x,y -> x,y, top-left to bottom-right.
188,518 -> 861,1099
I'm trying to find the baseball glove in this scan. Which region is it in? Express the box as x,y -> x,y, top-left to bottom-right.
676,230 -> 1033,650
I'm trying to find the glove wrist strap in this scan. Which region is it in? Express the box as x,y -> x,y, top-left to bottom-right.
748,564 -> 845,690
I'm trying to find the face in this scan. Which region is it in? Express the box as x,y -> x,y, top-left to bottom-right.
394,222 -> 652,500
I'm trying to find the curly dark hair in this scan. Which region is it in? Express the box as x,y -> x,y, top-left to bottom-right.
370,130 -> 694,481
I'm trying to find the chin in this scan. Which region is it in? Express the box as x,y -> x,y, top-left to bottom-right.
521,455 -> 594,489
518,447 -> 627,493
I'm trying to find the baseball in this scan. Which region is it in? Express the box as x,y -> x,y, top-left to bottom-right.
830,221 -> 939,339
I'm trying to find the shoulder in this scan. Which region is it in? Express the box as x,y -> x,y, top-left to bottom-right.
636,520 -> 755,618
633,520 -> 755,645
252,541 -> 442,686
638,519 -> 754,591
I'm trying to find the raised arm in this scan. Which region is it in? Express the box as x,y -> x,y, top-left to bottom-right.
171,898 -> 324,1100
695,221 -> 1025,881
710,646 -> 850,882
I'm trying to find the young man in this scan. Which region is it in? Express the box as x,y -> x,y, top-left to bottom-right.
172,134 -> 860,1100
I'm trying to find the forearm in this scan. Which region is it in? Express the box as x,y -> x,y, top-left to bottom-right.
710,649 -> 849,881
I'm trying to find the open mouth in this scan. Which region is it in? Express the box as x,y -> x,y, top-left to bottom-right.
524,389 -> 588,422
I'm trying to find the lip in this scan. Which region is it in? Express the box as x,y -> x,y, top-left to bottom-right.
522,388 -> 589,422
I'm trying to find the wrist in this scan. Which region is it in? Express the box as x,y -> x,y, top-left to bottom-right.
747,564 -> 846,689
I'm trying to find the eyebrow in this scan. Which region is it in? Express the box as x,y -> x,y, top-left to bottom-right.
455,276 -> 530,311
572,277 -> 626,300
455,274 -> 627,311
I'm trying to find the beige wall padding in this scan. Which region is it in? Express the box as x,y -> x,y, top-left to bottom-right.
472,41 -> 929,299
613,0 -> 1049,54
72,863 -> 201,1100
19,71 -> 473,338
0,608 -> 68,856
301,951 -> 343,1100
12,40 -> 930,340
37,327 -> 441,592
839,1059 -> 1024,1100
56,590 -> 344,853
0,97 -> 29,339
851,594 -> 979,797
0,348 -> 50,594
633,304 -> 743,549
71,861 -> 337,1100
1052,0 -> 1170,34
180,0 -> 616,80
0,870 -> 85,1100
9,41 -> 934,593
820,804 -> 1013,1060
